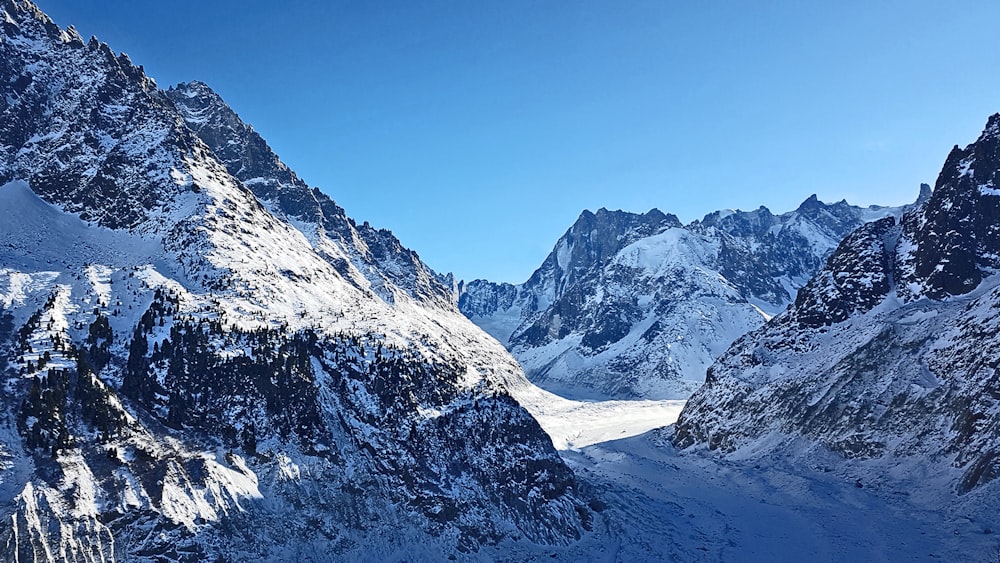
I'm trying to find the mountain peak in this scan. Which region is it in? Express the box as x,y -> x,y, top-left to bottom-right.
171,79 -> 201,90
580,206 -> 665,222
166,79 -> 457,308
675,111 -> 1000,499
918,182 -> 933,203
2,0 -> 43,20
177,79 -> 211,89
897,113 -> 1000,299
167,80 -> 293,178
167,81 -> 232,117
795,193 -> 823,213
464,188 -> 909,399
569,206 -> 681,240
0,1 -> 591,556
982,112 -> 1000,140
169,80 -> 220,99
2,0 -> 68,42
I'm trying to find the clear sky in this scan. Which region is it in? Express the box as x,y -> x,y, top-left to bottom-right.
36,0 -> 1000,283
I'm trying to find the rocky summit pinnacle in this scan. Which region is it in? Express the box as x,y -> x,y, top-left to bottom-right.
896,112 -> 1000,299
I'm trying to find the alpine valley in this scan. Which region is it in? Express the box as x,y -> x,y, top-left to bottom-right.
2,1 -> 1000,562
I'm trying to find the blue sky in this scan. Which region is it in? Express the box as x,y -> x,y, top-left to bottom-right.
38,0 -> 1000,283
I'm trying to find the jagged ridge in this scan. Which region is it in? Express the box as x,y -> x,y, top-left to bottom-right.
165,81 -> 456,309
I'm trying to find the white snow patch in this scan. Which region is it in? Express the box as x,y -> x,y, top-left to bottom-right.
276,453 -> 301,481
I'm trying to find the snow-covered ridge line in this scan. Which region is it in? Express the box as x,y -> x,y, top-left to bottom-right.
165,80 -> 457,312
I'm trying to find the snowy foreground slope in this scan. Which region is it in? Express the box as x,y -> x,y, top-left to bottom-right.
460,193 -> 920,400
0,2 -> 602,559
671,114 -> 1000,544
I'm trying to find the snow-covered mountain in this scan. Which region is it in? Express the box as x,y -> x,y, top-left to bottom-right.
460,193 -> 921,400
0,1 -> 592,559
675,113 -> 1000,496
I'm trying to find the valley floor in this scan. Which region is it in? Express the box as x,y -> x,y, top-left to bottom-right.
499,394 -> 999,562
524,395 -> 685,451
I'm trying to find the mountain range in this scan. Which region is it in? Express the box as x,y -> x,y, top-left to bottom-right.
459,191 -> 925,400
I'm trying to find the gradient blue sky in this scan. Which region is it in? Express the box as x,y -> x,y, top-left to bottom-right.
38,1 -> 1000,283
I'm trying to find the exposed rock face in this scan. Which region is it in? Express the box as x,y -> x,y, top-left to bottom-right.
0,1 -> 590,559
0,0 -> 185,231
460,195 -> 914,399
675,114 -> 1000,493
787,216 -> 897,328
897,116 -> 1000,300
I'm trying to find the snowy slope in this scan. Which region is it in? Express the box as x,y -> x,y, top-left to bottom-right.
460,194 -> 921,400
0,2 -> 593,559
675,113 -> 1000,499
